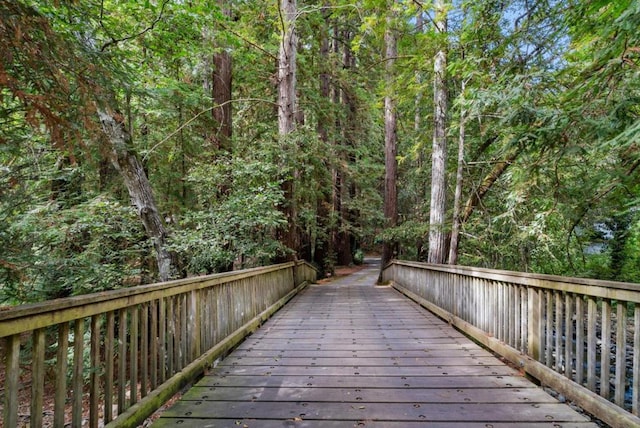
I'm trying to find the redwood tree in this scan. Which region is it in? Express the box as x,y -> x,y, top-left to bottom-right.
427,0 -> 448,264
276,0 -> 299,261
380,7 -> 398,279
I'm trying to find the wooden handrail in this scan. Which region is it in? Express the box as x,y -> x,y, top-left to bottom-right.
383,260 -> 640,428
0,261 -> 317,428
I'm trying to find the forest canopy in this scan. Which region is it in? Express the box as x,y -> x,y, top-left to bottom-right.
1,0 -> 639,304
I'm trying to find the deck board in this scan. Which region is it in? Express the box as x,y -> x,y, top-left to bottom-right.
153,262 -> 598,428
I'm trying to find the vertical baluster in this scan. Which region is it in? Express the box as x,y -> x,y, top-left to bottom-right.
150,300 -> 158,390
545,290 -> 553,367
508,285 -> 515,347
141,303 -> 149,398
105,312 -> 115,423
492,282 -> 498,338
72,319 -> 84,427
180,293 -> 187,368
130,306 -> 139,406
576,297 -> 585,385
521,287 -> 528,353
587,297 -> 597,391
601,299 -> 612,400
31,328 -> 45,428
565,294 -> 574,380
90,315 -> 101,428
159,298 -> 166,383
555,292 -> 563,372
189,290 -> 201,362
500,283 -> 506,341
55,323 -> 69,427
615,302 -> 627,406
633,303 -> 640,415
514,286 -> 521,350
167,297 -> 175,377
118,308 -> 127,413
212,287 -> 219,346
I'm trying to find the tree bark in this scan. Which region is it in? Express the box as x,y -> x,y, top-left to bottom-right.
98,109 -> 175,282
212,50 -> 232,152
460,148 -> 520,224
448,80 -> 466,265
428,0 -> 448,265
276,0 -> 298,261
313,7 -> 332,275
380,9 -> 398,281
212,0 -> 232,153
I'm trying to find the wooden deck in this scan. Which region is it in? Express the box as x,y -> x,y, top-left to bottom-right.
152,262 -> 598,427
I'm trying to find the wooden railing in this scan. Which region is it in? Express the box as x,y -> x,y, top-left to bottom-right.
383,260 -> 640,428
0,261 -> 316,428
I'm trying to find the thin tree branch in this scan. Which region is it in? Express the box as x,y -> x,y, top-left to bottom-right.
100,0 -> 169,52
142,98 -> 276,161
218,22 -> 277,60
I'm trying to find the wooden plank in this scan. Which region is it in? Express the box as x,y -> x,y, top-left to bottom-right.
180,386 -> 558,403
195,374 -> 536,389
219,356 -> 503,367
159,401 -> 591,422
206,370 -> 520,387
232,349 -> 491,358
153,420 -> 597,428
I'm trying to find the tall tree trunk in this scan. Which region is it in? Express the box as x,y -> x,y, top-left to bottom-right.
428,0 -> 448,264
277,0 -> 298,261
212,0 -> 232,153
379,9 -> 398,281
98,109 -> 175,282
414,10 -> 424,137
448,80 -> 466,265
336,28 -> 356,267
314,7 -> 332,275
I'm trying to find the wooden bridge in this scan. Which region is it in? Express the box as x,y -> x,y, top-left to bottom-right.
152,262 -> 597,427
1,259 -> 640,427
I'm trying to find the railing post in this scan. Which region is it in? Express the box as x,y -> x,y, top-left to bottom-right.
527,287 -> 543,361
4,334 -> 20,428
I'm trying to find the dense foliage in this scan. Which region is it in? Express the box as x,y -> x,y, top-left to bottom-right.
1,0 -> 639,304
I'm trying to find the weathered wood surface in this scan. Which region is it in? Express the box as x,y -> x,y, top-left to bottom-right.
154,262 -> 597,427
384,260 -> 640,427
